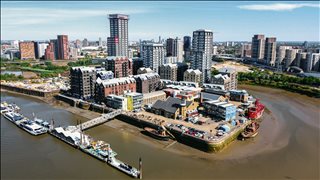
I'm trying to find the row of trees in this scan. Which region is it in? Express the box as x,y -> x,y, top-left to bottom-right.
238,70 -> 320,98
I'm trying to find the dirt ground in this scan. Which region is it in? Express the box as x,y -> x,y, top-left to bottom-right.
212,61 -> 251,73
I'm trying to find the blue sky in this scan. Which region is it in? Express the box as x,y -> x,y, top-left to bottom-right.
1,1 -> 319,41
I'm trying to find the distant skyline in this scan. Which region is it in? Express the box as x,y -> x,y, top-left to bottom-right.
1,1 -> 319,41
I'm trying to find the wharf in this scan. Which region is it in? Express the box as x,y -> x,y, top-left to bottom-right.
48,129 -> 141,179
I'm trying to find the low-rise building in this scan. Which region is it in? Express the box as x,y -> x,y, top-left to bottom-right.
151,97 -> 198,120
229,90 -> 249,102
142,91 -> 167,106
184,69 -> 203,84
203,100 -> 236,121
106,94 -> 127,110
125,92 -> 143,111
132,73 -> 161,93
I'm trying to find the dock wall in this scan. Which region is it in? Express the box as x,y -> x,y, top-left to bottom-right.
116,114 -> 245,153
1,84 -> 59,98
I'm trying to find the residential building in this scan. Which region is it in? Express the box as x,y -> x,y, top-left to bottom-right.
264,37 -> 277,66
251,34 -> 265,61
176,62 -> 189,81
107,14 -> 129,57
218,67 -> 237,90
137,67 -> 153,74
19,42 -> 35,60
159,63 -> 178,81
36,42 -> 49,59
210,74 -> 232,91
161,79 -> 199,88
50,39 -> 59,59
82,38 -> 89,47
95,77 -> 136,101
191,29 -> 213,83
57,35 -> 69,60
132,73 -> 161,93
125,92 -> 143,111
106,94 -> 127,110
141,42 -> 165,73
212,46 -> 218,55
142,91 -> 167,106
44,42 -> 55,60
70,66 -> 96,100
151,97 -> 198,120
166,37 -> 184,62
104,56 -> 132,78
184,69 -> 203,84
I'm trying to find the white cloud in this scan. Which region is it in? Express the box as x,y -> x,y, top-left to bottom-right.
238,3 -> 320,11
1,7 -> 149,27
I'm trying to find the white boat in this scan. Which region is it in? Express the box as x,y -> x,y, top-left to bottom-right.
19,119 -> 47,136
34,117 -> 50,129
108,157 -> 140,178
3,112 -> 25,123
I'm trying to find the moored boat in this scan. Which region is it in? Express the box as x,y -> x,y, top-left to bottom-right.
247,99 -> 265,119
240,121 -> 260,140
19,119 -> 48,136
143,127 -> 170,141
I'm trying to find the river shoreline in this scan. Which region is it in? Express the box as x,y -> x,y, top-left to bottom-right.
1,87 -> 286,161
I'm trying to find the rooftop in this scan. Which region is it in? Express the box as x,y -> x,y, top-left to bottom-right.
143,91 -> 166,98
152,96 -> 192,114
96,77 -> 136,87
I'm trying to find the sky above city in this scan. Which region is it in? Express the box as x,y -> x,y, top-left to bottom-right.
1,1 -> 319,42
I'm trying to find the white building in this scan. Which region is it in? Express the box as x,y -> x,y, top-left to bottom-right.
37,43 -> 49,59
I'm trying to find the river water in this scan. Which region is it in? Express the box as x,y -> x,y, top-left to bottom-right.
1,87 -> 319,179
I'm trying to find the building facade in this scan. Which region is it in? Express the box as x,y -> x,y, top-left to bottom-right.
284,49 -> 301,68
132,57 -> 144,75
141,43 -> 165,74
132,73 -> 161,93
106,94 -> 127,110
70,66 -> 96,100
166,37 -> 184,62
159,63 -> 178,81
191,29 -> 213,83
210,74 -> 232,91
264,37 -> 277,66
44,42 -> 55,60
251,34 -> 265,61
57,35 -> 69,60
125,92 -> 143,111
107,14 -> 129,57
104,56 -> 132,78
184,69 -> 203,84
176,62 -> 189,81
142,91 -> 167,106
19,42 -> 35,60
218,67 -> 237,90
95,77 -> 136,101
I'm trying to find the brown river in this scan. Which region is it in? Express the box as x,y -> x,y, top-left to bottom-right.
1,85 -> 319,179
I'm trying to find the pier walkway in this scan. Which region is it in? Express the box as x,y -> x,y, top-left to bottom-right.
74,109 -> 122,131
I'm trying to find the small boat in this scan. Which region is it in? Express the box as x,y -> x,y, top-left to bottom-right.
108,157 -> 140,178
143,127 -> 170,141
240,122 -> 260,140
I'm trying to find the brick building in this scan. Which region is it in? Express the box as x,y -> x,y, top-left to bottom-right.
104,56 -> 133,78
57,35 -> 69,60
95,77 -> 136,102
70,66 -> 96,100
44,42 -> 55,60
19,42 -> 35,60
132,73 -> 161,93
